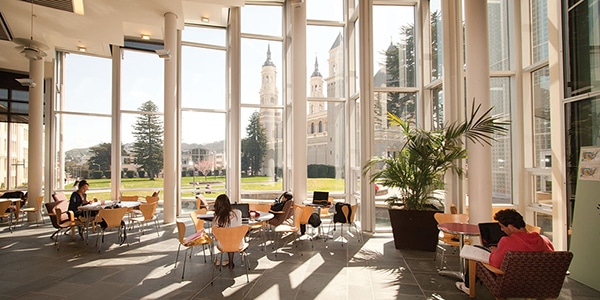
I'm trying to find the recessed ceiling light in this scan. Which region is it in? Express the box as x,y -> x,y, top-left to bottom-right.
201,16 -> 210,23
141,34 -> 150,40
77,46 -> 86,52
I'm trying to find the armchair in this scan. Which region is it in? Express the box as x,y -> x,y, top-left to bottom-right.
476,251 -> 573,299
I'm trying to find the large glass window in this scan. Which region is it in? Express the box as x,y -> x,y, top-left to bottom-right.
240,4 -> 284,199
564,0 -> 600,97
490,77 -> 513,204
181,25 -> 227,208
58,53 -> 112,199
530,0 -> 548,64
306,2 -> 347,196
489,0 -> 510,71
430,0 -> 442,81
121,49 -> 164,197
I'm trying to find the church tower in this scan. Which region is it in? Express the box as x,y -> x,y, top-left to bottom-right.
259,45 -> 280,178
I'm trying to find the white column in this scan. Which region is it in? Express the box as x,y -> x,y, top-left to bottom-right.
228,7 -> 241,201
291,2 -> 307,204
359,0 -> 374,232
441,0 -> 465,213
163,12 -> 178,223
26,58 -> 44,221
464,0 -> 492,224
111,45 -> 121,201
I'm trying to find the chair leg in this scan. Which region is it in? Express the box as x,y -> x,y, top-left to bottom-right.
243,251 -> 249,283
174,244 -> 182,269
181,248 -> 189,280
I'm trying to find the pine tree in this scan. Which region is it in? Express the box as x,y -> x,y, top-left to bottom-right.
241,111 -> 267,176
132,100 -> 164,180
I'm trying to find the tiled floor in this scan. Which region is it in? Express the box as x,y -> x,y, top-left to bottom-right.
1,216 -> 599,300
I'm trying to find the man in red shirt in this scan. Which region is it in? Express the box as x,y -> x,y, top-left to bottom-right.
457,209 -> 554,294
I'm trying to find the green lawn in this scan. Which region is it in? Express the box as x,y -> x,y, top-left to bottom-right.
71,176 -> 345,201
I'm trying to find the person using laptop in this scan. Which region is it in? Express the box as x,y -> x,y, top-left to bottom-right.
213,194 -> 242,269
456,209 -> 554,294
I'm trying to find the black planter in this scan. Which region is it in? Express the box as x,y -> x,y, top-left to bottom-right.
388,208 -> 439,252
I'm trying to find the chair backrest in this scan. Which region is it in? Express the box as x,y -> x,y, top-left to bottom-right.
493,251 -> 573,299
269,199 -> 294,226
196,194 -> 208,210
190,210 -> 206,233
139,202 -> 158,220
176,221 -> 187,244
96,207 -> 128,229
34,195 -> 44,210
249,203 -> 271,212
47,200 -> 70,222
120,195 -> 139,202
293,207 -> 303,229
525,223 -> 541,233
450,204 -> 458,214
348,204 -> 358,223
145,196 -> 159,204
295,204 -> 314,225
52,192 -> 68,202
0,200 -> 12,217
212,225 -> 249,252
434,212 -> 469,225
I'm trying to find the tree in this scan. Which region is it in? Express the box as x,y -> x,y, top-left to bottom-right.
132,100 -> 164,180
195,159 -> 213,182
241,111 -> 267,175
88,142 -> 126,172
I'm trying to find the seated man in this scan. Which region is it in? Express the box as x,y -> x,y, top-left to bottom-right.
456,208 -> 554,294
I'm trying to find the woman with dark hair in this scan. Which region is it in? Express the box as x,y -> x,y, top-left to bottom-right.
69,179 -> 91,218
213,194 -> 242,269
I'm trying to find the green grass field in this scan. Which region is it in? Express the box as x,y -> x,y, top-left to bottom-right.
70,176 -> 346,201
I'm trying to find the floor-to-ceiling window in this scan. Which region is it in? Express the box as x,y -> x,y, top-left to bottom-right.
372,3 -> 418,230
240,3 -> 284,200
306,0 -> 346,198
56,53 -> 112,199
120,48 -> 165,198
181,25 -> 227,207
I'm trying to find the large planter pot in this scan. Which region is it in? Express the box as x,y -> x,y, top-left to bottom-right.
388,208 -> 439,252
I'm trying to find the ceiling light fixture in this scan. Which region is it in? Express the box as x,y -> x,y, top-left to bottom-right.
155,49 -> 171,60
141,34 -> 150,40
201,16 -> 210,23
15,78 -> 36,88
77,46 -> 86,52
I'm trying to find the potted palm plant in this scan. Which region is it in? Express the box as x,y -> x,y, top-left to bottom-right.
364,102 -> 509,251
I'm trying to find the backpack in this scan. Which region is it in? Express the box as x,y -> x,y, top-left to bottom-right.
308,213 -> 321,227
333,202 -> 351,223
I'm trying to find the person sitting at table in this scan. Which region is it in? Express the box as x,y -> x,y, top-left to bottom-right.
456,208 -> 554,294
212,193 -> 242,269
69,179 -> 94,218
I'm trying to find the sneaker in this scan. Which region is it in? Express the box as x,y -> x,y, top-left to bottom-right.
455,281 -> 470,295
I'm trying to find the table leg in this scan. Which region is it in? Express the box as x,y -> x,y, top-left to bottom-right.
469,259 -> 476,298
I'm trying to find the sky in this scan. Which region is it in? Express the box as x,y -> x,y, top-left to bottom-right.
61,1 -> 415,151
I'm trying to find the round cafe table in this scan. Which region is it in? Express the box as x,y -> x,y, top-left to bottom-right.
437,222 -> 480,280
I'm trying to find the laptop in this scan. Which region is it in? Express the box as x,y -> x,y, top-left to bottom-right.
231,203 -> 250,223
312,191 -> 330,206
478,222 -> 507,249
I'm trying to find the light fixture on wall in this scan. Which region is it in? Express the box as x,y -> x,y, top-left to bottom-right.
15,78 -> 36,88
155,49 -> 171,60
201,16 -> 209,23
141,34 -> 150,40
77,46 -> 86,52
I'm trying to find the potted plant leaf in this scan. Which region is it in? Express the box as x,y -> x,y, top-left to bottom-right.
363,102 -> 509,251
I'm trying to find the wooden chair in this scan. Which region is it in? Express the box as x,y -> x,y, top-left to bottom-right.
145,195 -> 159,204
294,204 -> 316,249
196,194 -> 209,210
189,210 -> 212,262
273,207 -> 303,256
129,202 -> 160,238
174,221 -> 213,280
0,200 -> 14,233
20,195 -> 45,226
52,192 -> 68,202
476,251 -> 573,299
332,203 -> 362,246
248,203 -> 272,250
120,195 -> 139,201
94,207 -> 128,252
211,225 -> 251,283
433,212 -> 470,270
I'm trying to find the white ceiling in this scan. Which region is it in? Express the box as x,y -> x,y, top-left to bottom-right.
0,0 -> 245,74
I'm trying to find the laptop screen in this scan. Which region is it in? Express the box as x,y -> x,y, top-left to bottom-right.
231,203 -> 250,219
478,222 -> 507,248
312,191 -> 329,205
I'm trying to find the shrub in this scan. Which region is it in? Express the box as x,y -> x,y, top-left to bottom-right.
138,170 -> 146,178
104,170 -> 111,179
126,170 -> 136,178
91,170 -> 103,179
307,164 -> 335,178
